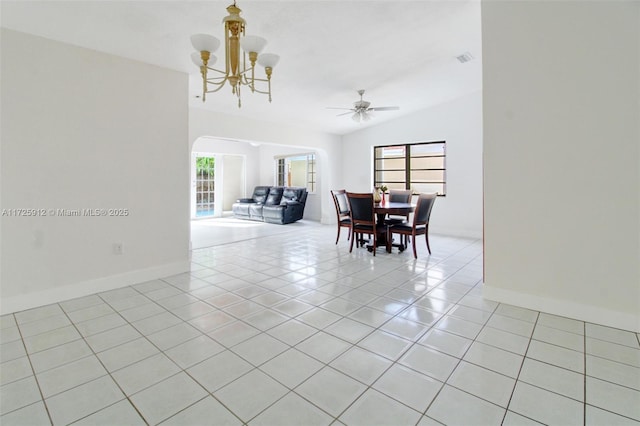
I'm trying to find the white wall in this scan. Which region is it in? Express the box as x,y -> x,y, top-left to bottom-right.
342,91 -> 483,238
222,155 -> 244,211
189,108 -> 342,223
0,30 -> 190,313
482,1 -> 640,331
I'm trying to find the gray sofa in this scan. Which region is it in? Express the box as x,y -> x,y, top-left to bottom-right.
232,186 -> 308,224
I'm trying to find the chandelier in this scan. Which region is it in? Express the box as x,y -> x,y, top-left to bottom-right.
190,1 -> 279,107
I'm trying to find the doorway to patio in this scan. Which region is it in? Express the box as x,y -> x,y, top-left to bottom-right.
191,152 -> 245,219
194,155 -> 215,218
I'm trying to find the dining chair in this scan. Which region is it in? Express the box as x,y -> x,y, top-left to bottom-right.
346,192 -> 386,256
387,193 -> 436,258
385,189 -> 413,245
331,189 -> 351,244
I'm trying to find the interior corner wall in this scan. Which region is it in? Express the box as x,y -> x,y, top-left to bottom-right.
482,1 -> 640,331
341,91 -> 483,239
222,155 -> 245,211
0,29 -> 190,314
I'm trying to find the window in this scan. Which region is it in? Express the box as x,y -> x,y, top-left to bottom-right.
195,156 -> 215,217
275,153 -> 316,192
374,141 -> 446,195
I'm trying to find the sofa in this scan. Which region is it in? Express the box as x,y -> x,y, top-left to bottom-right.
232,186 -> 308,224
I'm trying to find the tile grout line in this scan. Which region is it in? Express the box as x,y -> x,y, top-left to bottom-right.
4,230 -> 638,425
114,282 -> 265,425
499,310 -> 541,424
224,240 -> 483,424
95,287 -> 247,425
177,236 -> 475,424
10,311 -> 55,425
411,280 -> 490,424
59,292 -> 153,425
584,320 -> 587,426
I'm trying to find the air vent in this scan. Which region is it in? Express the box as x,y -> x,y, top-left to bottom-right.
456,52 -> 474,63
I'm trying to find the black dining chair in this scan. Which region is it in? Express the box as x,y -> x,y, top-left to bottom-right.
331,189 -> 351,244
385,189 -> 413,245
346,192 -> 386,256
387,193 -> 436,258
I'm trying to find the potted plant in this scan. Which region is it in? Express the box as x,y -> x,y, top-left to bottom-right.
379,185 -> 388,203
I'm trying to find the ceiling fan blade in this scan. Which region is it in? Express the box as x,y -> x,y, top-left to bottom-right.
369,106 -> 400,111
328,90 -> 399,121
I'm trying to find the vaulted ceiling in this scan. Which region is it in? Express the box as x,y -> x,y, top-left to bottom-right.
1,0 -> 482,135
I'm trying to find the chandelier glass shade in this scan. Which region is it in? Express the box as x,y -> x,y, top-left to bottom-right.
191,2 -> 279,107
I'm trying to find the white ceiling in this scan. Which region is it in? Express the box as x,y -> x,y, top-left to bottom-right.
1,0 -> 482,135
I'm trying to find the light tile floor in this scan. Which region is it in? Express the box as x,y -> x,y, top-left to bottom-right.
1,224 -> 639,425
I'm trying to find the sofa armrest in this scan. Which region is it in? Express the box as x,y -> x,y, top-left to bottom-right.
281,200 -> 302,207
236,198 -> 256,203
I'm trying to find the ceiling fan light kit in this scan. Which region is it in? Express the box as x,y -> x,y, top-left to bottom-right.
352,111 -> 371,123
328,89 -> 399,123
191,1 -> 279,107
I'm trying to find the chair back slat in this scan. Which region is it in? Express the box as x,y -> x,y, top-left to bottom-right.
331,189 -> 352,244
414,193 -> 437,225
389,189 -> 412,203
336,193 -> 349,215
331,189 -> 350,218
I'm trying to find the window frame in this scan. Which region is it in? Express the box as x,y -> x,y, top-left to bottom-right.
274,153 -> 316,193
373,141 -> 446,196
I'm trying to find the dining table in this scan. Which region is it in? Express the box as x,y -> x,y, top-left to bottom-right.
373,201 -> 415,252
375,201 -> 414,220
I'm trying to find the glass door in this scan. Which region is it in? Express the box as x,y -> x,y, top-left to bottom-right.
195,156 -> 215,217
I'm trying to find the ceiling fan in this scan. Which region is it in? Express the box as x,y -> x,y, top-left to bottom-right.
327,90 -> 399,122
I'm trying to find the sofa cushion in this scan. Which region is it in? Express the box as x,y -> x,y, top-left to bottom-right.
252,186 -> 271,204
232,203 -> 251,216
262,205 -> 284,218
265,187 -> 284,205
280,187 -> 305,205
249,203 -> 264,218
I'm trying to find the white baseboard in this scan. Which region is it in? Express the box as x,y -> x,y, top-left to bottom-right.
0,260 -> 190,315
432,226 -> 483,240
483,285 -> 640,333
